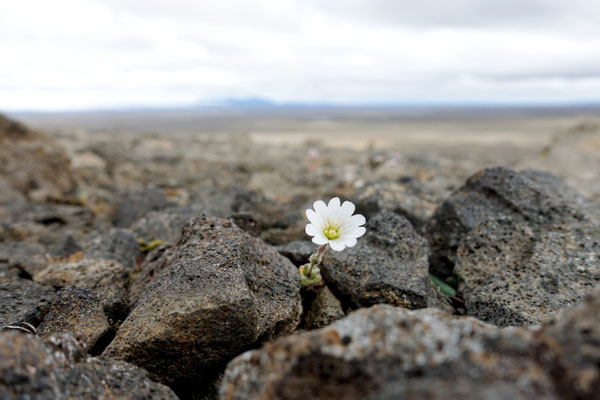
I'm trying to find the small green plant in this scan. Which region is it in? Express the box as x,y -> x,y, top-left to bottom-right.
429,273 -> 457,298
138,239 -> 166,253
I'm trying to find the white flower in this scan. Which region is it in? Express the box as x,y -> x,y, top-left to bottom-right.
305,197 -> 366,251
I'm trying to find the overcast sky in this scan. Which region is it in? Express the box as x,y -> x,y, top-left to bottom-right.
1,0 -> 600,111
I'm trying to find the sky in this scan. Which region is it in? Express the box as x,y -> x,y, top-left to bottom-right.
1,0 -> 600,111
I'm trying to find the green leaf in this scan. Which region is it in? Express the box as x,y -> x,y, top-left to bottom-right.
429,273 -> 457,298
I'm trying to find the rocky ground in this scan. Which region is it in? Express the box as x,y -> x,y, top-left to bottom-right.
1,112 -> 599,399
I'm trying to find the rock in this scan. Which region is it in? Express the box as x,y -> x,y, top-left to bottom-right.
0,331 -> 177,399
130,206 -> 197,243
113,188 -> 170,228
104,216 -> 302,384
302,285 -> 345,330
352,179 -> 443,230
127,244 -> 175,306
33,258 -> 129,322
320,212 -> 431,309
85,228 -> 141,268
0,115 -> 75,201
0,274 -> 54,328
517,122 -> 600,204
275,240 -> 314,266
456,217 -> 600,326
541,285 -> 600,400
220,305 -> 557,400
426,167 -> 600,326
0,242 -> 48,277
426,167 -> 598,276
37,286 -> 110,352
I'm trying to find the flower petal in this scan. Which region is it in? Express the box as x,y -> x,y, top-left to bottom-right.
340,200 -> 356,218
327,197 -> 341,211
313,200 -> 328,218
340,237 -> 357,248
305,223 -> 321,237
329,239 -> 346,251
341,226 -> 366,239
305,209 -> 325,230
345,214 -> 366,228
311,234 -> 329,245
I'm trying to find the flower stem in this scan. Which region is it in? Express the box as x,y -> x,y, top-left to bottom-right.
305,244 -> 329,277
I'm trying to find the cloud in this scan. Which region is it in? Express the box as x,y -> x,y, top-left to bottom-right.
0,0 -> 599,110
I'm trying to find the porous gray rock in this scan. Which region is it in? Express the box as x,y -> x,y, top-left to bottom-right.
320,212 -> 431,309
352,179 -> 443,230
0,274 -> 54,328
104,216 -> 302,384
85,228 -> 141,268
426,167 -> 600,326
37,286 -> 110,352
0,331 -> 177,399
540,285 -> 600,400
220,305 -> 556,400
302,285 -> 345,330
33,258 -> 129,322
456,217 -> 600,326
426,167 -> 598,276
113,188 -> 170,228
130,206 -> 197,243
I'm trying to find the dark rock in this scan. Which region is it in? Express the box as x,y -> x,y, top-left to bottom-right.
37,286 -> 110,351
541,285 -> 600,400
33,258 -> 129,322
0,116 -> 75,201
427,167 -> 600,326
0,274 -> 54,328
275,240 -> 314,266
113,188 -> 170,228
352,179 -> 443,230
0,331 -> 177,399
86,228 -> 141,269
104,216 -> 302,384
456,217 -> 600,326
0,242 -> 48,277
127,244 -> 175,306
426,167 -> 598,277
48,235 -> 83,258
220,305 -> 556,400
131,206 -> 197,243
230,211 -> 262,237
320,212 -> 431,309
302,285 -> 345,330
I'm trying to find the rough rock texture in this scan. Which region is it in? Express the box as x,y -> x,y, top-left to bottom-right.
517,122 -> 600,203
541,285 -> 600,399
427,167 -> 600,326
302,285 -> 345,330
221,288 -> 600,400
0,274 -> 55,328
352,179 -> 443,229
0,114 -> 75,201
456,217 -> 600,326
0,242 -> 48,277
127,244 -> 176,306
131,206 -> 197,243
85,228 -> 141,268
321,212 -> 431,309
37,286 -> 110,351
104,216 -> 302,384
0,331 -> 177,399
220,305 -> 554,400
113,188 -> 170,228
427,167 -> 598,275
33,258 -> 129,322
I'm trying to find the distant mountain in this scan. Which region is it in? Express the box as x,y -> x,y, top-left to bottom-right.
212,97 -> 278,108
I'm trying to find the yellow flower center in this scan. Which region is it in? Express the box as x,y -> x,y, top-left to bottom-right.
323,226 -> 341,240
